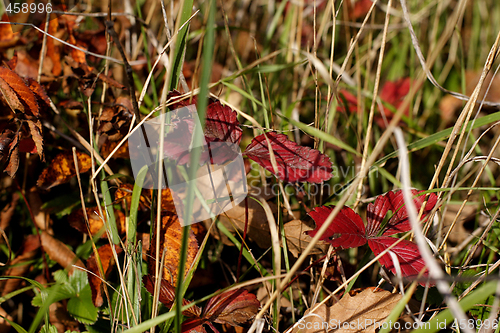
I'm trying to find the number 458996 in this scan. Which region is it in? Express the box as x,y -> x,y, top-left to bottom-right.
5,2 -> 52,14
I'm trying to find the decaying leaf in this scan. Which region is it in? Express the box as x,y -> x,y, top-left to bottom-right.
206,192 -> 275,249
441,203 -> 477,244
148,212 -> 199,286
244,132 -> 333,183
37,151 -> 91,190
284,220 -> 329,258
290,288 -> 402,333
203,288 -> 260,326
87,244 -> 122,307
68,207 -> 126,238
142,274 -> 202,317
40,231 -> 85,274
0,234 -> 40,297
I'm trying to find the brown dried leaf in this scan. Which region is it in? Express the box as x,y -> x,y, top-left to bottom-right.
37,151 -> 91,190
27,186 -> 52,232
87,244 -> 122,307
0,306 -> 13,333
0,14 -> 19,49
40,231 -> 85,274
290,288 -> 402,333
68,207 -> 126,238
203,289 -> 260,326
0,234 -> 40,296
49,302 -> 80,333
0,67 -> 39,116
284,220 -> 329,258
207,191 -> 275,249
26,78 -> 51,111
0,75 -> 23,113
27,119 -> 44,160
100,140 -> 129,159
148,212 -> 199,286
4,132 -> 19,177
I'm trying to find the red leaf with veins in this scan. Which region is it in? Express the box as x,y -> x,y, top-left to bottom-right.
307,206 -> 367,249
244,132 -> 333,183
203,289 -> 260,326
205,100 -> 242,145
382,190 -> 438,236
368,236 -> 430,286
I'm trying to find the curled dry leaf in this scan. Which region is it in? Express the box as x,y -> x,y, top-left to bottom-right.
40,231 -> 85,274
68,207 -> 126,238
37,151 -> 91,190
244,132 -> 333,183
203,288 -> 260,327
0,234 -> 40,296
142,274 -> 202,317
284,220 -> 329,258
205,191 -> 275,249
290,288 -> 402,333
87,244 -> 122,307
147,212 -> 199,286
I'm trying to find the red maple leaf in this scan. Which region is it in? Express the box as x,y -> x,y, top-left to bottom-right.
307,189 -> 438,285
244,132 -> 333,183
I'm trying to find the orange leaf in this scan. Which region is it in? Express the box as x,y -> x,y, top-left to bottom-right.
0,75 -> 23,113
68,207 -> 126,238
0,67 -> 39,116
147,212 -> 199,286
0,14 -> 19,49
87,244 -> 122,307
40,231 -> 85,274
47,18 -> 62,76
37,151 -> 91,190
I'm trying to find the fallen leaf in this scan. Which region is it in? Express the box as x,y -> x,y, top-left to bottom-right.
307,206 -> 367,249
290,288 -> 401,333
284,220 -> 329,258
147,212 -> 199,286
142,274 -> 202,317
37,151 -> 92,190
441,203 -> 477,244
0,234 -> 40,296
87,244 -> 122,307
68,207 -> 126,238
0,192 -> 19,235
0,14 -> 19,49
40,231 -> 85,274
206,191 -> 275,249
46,18 -> 62,76
203,289 -> 260,326
244,132 -> 333,183
368,236 -> 429,281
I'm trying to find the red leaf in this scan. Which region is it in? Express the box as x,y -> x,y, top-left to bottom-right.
307,206 -> 367,249
365,194 -> 391,237
203,289 -> 260,326
368,236 -> 430,286
382,190 -> 437,236
244,132 -> 333,183
205,100 -> 242,145
181,318 -> 208,333
142,275 -> 202,318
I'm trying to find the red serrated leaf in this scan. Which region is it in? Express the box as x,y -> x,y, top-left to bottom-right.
181,318 -> 208,333
368,236 -> 429,285
142,275 -> 202,317
203,289 -> 260,327
0,67 -> 39,116
205,101 -> 242,144
307,206 -> 367,248
244,132 -> 333,183
382,190 -> 437,236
